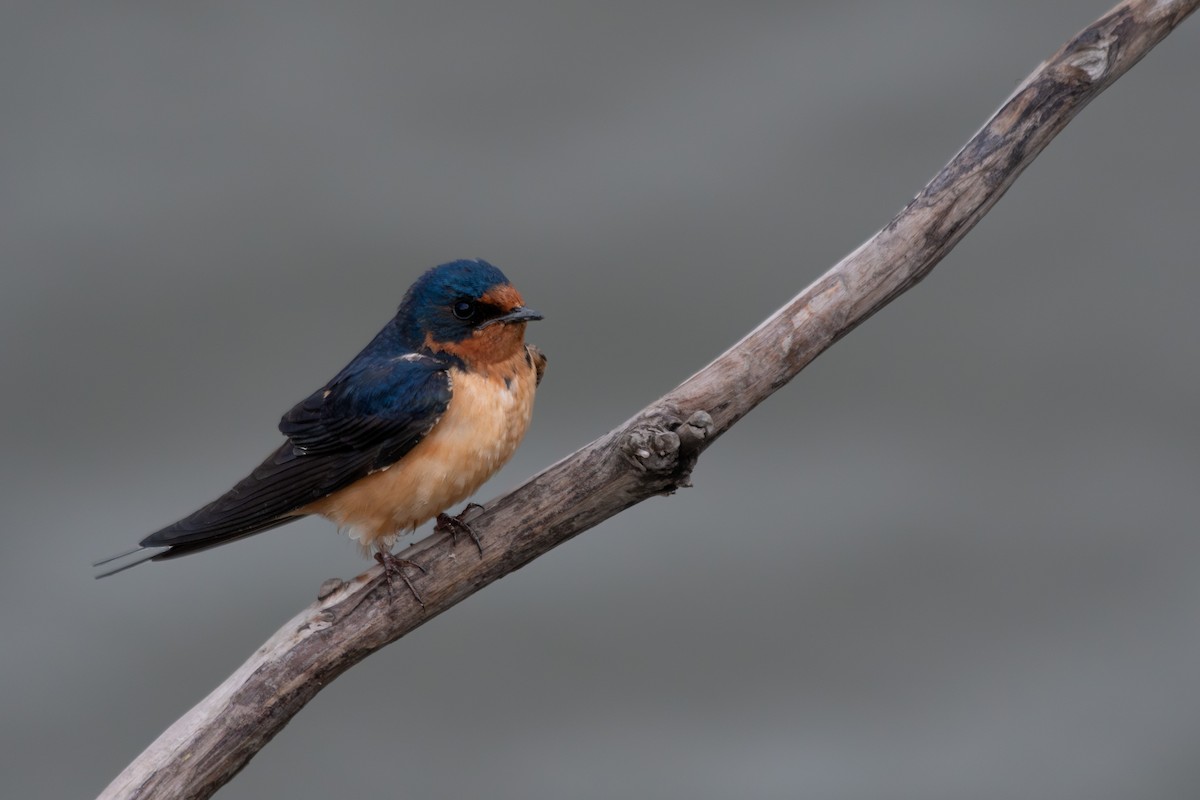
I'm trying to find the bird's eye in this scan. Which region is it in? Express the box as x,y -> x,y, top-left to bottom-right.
453,300 -> 476,320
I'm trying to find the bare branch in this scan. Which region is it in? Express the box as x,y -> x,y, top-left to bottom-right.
99,1 -> 1199,797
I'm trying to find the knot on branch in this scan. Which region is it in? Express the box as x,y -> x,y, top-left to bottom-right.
622,410 -> 714,491
1061,9 -> 1127,83
317,578 -> 345,600
1063,35 -> 1115,81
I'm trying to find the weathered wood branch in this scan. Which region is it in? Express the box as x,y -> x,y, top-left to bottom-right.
99,1 -> 1198,797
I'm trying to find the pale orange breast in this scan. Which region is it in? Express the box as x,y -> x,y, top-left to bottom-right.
303,347 -> 540,553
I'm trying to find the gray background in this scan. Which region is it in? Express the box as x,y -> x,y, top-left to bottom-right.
2,2 -> 1198,798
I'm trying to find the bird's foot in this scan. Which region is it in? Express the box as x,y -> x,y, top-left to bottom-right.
374,551 -> 428,608
435,503 -> 485,556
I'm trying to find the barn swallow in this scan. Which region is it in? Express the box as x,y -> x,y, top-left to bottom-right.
95,259 -> 545,595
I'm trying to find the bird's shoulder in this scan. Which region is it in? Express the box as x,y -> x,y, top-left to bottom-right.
526,344 -> 547,386
278,351 -> 453,462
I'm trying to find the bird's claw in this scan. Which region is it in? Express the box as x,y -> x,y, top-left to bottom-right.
374,551 -> 428,608
435,503 -> 486,556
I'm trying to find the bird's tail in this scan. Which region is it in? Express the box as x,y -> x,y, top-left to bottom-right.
92,546 -> 163,578
92,515 -> 300,578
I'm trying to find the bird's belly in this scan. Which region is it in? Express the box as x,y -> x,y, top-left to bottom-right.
307,362 -> 537,552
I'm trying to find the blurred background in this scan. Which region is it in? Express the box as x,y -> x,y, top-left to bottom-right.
2,2 -> 1198,798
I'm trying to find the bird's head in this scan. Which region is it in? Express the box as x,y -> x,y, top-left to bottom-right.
397,259 -> 542,368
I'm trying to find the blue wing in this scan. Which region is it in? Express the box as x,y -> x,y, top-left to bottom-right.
134,353 -> 451,559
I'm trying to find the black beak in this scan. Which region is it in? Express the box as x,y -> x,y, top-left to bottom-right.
479,306 -> 544,328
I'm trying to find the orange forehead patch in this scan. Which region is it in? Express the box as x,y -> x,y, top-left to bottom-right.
481,284 -> 524,311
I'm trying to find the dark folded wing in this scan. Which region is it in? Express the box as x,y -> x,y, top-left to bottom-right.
138,354 -> 451,556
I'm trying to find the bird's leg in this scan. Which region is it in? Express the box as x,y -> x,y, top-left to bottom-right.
435,502 -> 486,556
374,550 -> 428,608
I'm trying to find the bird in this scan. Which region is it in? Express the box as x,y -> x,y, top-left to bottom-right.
95,259 -> 546,597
